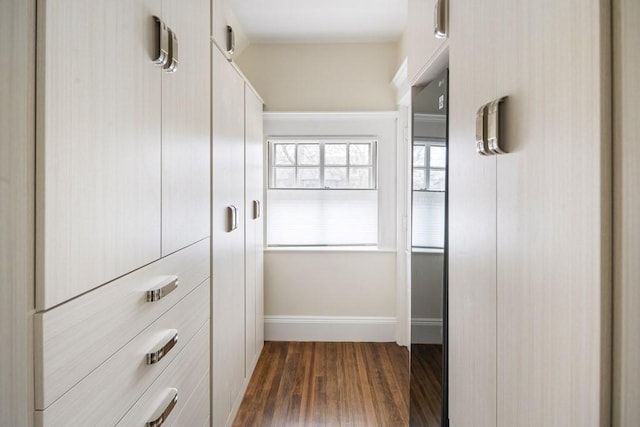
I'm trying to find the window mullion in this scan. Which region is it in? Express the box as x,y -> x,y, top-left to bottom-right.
320,142 -> 325,188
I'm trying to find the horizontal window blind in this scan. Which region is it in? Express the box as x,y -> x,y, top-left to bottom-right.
412,191 -> 445,248
267,189 -> 378,246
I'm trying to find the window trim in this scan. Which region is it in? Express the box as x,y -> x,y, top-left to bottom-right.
268,137 -> 378,190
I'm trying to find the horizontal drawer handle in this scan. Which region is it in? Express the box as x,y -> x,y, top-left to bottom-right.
146,388 -> 178,427
146,276 -> 179,302
146,330 -> 178,365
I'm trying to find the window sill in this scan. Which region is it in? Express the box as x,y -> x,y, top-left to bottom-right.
411,247 -> 445,254
264,246 -> 397,254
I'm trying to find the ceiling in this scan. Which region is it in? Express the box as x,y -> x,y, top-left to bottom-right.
228,0 -> 408,43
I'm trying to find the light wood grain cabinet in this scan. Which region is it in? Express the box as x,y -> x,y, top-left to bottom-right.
36,0 -> 211,309
244,86 -> 265,374
448,1 -> 611,426
36,0 -> 163,310
408,0 -> 447,83
212,45 -> 265,427
211,44 -> 247,427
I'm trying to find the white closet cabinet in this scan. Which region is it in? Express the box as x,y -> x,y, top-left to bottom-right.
36,0 -> 162,310
211,0 -> 231,56
448,1 -> 611,426
161,0 -> 211,256
211,45 -> 247,427
212,45 -> 265,427
36,0 -> 210,310
244,86 -> 265,374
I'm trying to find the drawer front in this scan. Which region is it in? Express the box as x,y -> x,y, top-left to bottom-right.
117,320 -> 210,427
35,238 -> 209,409
35,281 -> 209,427
168,365 -> 210,426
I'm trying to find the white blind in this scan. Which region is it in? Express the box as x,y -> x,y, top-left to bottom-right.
267,189 -> 378,246
412,191 -> 445,248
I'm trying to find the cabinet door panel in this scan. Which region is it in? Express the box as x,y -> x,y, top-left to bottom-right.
161,0 -> 211,255
36,0 -> 162,309
244,86 -> 264,374
211,45 -> 246,427
447,1 -> 498,420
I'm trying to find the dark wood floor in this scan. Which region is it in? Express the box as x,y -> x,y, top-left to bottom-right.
233,342 -> 411,427
409,344 -> 442,427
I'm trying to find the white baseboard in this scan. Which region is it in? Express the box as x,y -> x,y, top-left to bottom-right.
264,316 -> 396,342
411,318 -> 443,344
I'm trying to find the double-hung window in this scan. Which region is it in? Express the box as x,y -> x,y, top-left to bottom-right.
412,139 -> 446,249
267,138 -> 378,246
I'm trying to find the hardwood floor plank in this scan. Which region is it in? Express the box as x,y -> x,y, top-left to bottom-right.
233,342 -> 413,427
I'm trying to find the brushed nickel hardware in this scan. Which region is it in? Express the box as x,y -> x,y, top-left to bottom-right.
146,330 -> 178,365
228,205 -> 238,231
253,200 -> 261,219
487,97 -> 507,154
226,25 -> 235,55
164,28 -> 178,73
476,104 -> 490,155
434,0 -> 448,39
146,388 -> 178,427
153,17 -> 169,66
146,276 -> 179,302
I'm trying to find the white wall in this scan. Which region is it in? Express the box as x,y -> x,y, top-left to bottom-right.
262,113 -> 400,342
235,43 -> 398,111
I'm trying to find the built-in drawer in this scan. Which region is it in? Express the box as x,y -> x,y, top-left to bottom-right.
116,320 -> 210,427
35,238 -> 210,410
34,280 -> 209,427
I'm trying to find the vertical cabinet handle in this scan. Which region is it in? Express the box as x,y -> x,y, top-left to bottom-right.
153,17 -> 169,66
253,200 -> 261,219
434,0 -> 448,39
487,97 -> 507,154
476,104 -> 490,155
146,330 -> 179,365
164,28 -> 178,73
228,205 -> 239,232
146,389 -> 178,427
146,276 -> 179,302
226,25 -> 235,55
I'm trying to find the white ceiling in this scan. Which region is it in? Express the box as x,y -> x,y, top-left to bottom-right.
228,0 -> 408,43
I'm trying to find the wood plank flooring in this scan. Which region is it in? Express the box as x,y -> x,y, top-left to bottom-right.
409,344 -> 442,427
233,342 -> 410,427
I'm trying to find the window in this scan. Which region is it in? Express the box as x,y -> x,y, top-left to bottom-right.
412,139 -> 446,249
267,138 -> 378,246
270,140 -> 376,189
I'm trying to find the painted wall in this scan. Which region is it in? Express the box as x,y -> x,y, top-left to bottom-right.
264,250 -> 396,317
262,113 -> 400,341
235,43 -> 398,111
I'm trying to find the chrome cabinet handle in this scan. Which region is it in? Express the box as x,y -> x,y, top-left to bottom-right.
146,276 -> 179,302
146,330 -> 178,365
164,28 -> 178,73
476,104 -> 490,155
434,0 -> 448,39
226,25 -> 235,55
146,389 -> 178,427
253,200 -> 261,219
228,205 -> 238,232
487,97 -> 507,154
153,17 -> 170,66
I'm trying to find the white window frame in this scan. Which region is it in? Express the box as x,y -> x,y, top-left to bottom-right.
268,137 -> 378,190
413,138 -> 446,192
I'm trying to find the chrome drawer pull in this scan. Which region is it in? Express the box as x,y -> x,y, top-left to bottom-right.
146,276 -> 179,302
146,388 -> 178,427
253,200 -> 261,219
164,28 -> 178,73
146,331 -> 178,365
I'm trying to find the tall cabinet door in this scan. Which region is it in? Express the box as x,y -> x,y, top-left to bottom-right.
244,86 -> 264,374
36,0 -> 162,310
211,45 -> 246,427
449,1 -> 611,426
161,0 -> 211,255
